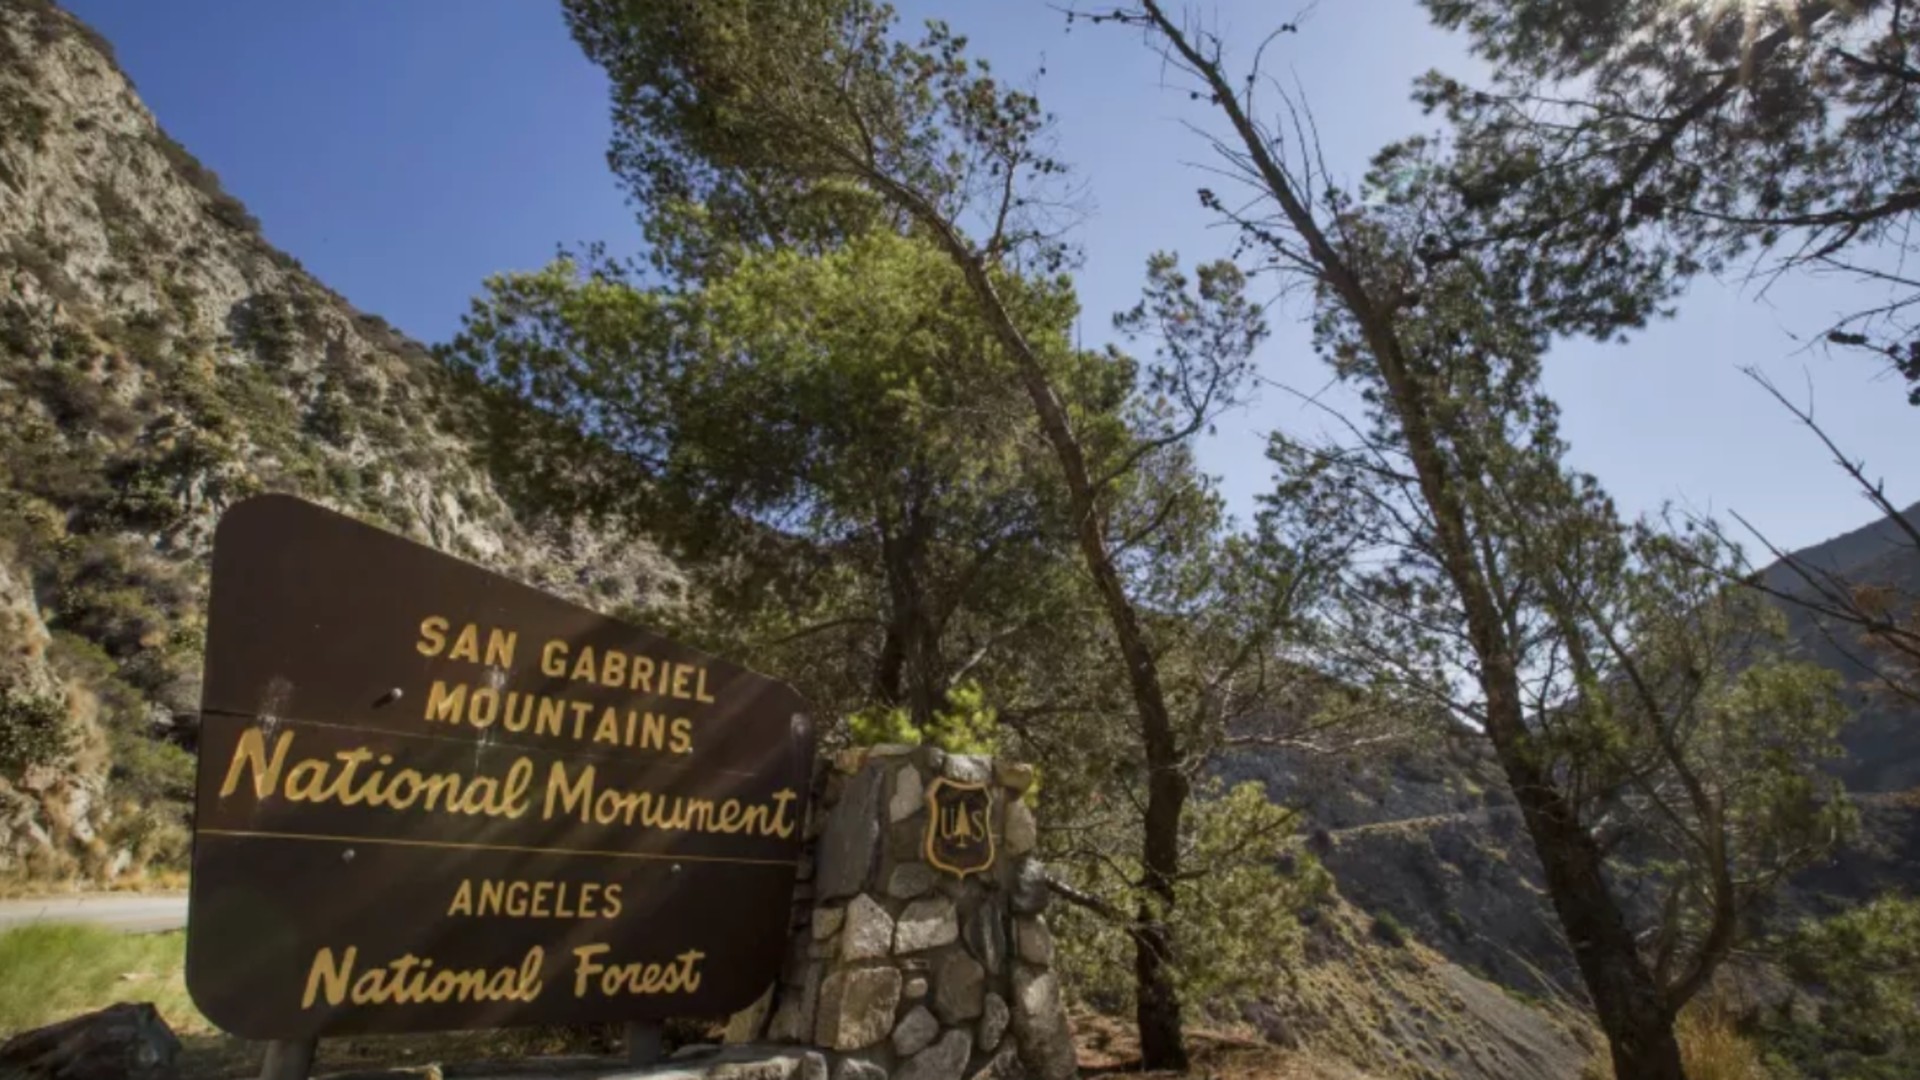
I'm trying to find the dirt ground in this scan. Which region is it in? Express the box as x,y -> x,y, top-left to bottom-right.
1073,1012 -> 1371,1080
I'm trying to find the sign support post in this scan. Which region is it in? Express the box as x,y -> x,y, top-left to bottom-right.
259,1038 -> 316,1080
626,1021 -> 664,1066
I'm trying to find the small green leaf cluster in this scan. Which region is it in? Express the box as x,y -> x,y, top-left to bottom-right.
848,679 -> 1000,756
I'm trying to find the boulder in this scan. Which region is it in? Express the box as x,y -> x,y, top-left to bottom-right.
894,896 -> 959,953
977,992 -> 1010,1052
815,966 -> 902,1051
941,755 -> 991,784
967,1046 -> 1025,1080
963,905 -> 1007,974
1013,918 -> 1053,967
1009,860 -> 1050,915
892,1004 -> 941,1056
818,767 -> 886,899
0,1002 -> 181,1080
932,950 -> 986,1024
1011,966 -> 1077,1080
896,1029 -> 973,1080
889,763 -> 925,822
833,1058 -> 888,1080
813,905 -> 847,940
994,761 -> 1035,795
1002,800 -> 1037,857
887,862 -> 939,899
841,894 -> 895,962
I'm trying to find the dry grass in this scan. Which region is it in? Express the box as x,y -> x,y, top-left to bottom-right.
1677,999 -> 1770,1080
1073,1011 -> 1375,1079
0,866 -> 187,899
1577,998 -> 1769,1080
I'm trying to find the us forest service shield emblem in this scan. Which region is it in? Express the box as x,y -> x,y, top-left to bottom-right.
924,777 -> 996,877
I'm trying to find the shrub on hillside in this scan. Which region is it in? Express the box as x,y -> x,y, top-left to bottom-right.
0,686 -> 71,774
1370,912 -> 1409,949
146,129 -> 259,235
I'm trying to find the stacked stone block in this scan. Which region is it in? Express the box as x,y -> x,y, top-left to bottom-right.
751,745 -> 1076,1080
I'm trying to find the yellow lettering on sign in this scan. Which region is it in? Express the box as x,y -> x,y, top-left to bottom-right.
424,680 -> 466,724
544,761 -> 596,822
416,616 -> 449,657
218,727 -> 292,800
449,624 -> 481,663
535,697 -> 566,738
300,945 -> 544,1008
484,629 -> 517,668
593,707 -> 621,746
569,647 -> 597,683
302,946 -> 356,1008
570,945 -> 706,999
600,650 -> 626,688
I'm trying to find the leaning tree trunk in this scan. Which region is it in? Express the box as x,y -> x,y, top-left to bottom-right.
913,209 -> 1193,1070
946,249 -> 1192,1072
1478,660 -> 1685,1078
1132,7 -> 1689,1073
855,149 -> 1196,1071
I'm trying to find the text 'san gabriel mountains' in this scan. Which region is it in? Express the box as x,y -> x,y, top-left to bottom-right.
0,0 -> 682,877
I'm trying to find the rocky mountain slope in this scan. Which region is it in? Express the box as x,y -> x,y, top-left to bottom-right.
1764,503 -> 1920,794
0,0 -> 682,880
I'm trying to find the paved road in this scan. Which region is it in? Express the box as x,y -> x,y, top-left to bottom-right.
0,893 -> 187,933
1325,805 -> 1520,838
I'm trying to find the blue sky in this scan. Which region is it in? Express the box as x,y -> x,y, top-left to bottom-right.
66,0 -> 1918,555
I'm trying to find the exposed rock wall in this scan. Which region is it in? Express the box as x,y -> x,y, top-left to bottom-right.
0,0 -> 682,878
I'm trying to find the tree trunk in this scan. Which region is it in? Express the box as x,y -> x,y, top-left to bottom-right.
1131,10 -> 1687,1073
954,254 -> 1191,1072
857,141 -> 1194,1071
1479,667 -> 1686,1079
1370,337 -> 1683,1080
880,506 -> 941,730
925,230 -> 1191,1068
1134,763 -> 1189,1072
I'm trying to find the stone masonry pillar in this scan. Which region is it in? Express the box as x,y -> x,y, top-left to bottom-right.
738,745 -> 1077,1080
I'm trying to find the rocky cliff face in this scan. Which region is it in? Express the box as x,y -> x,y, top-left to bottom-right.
0,0 -> 681,879
1221,735 -> 1586,1003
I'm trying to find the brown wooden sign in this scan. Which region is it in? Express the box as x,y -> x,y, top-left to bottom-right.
923,778 -> 995,878
185,495 -> 814,1040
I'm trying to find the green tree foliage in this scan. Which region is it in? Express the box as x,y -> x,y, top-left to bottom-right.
1418,0 -> 1920,392
447,229 -> 1103,731
484,4 -> 1342,1063
1766,894 -> 1920,1079
1051,779 -> 1331,1011
1105,5 -> 1856,1074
